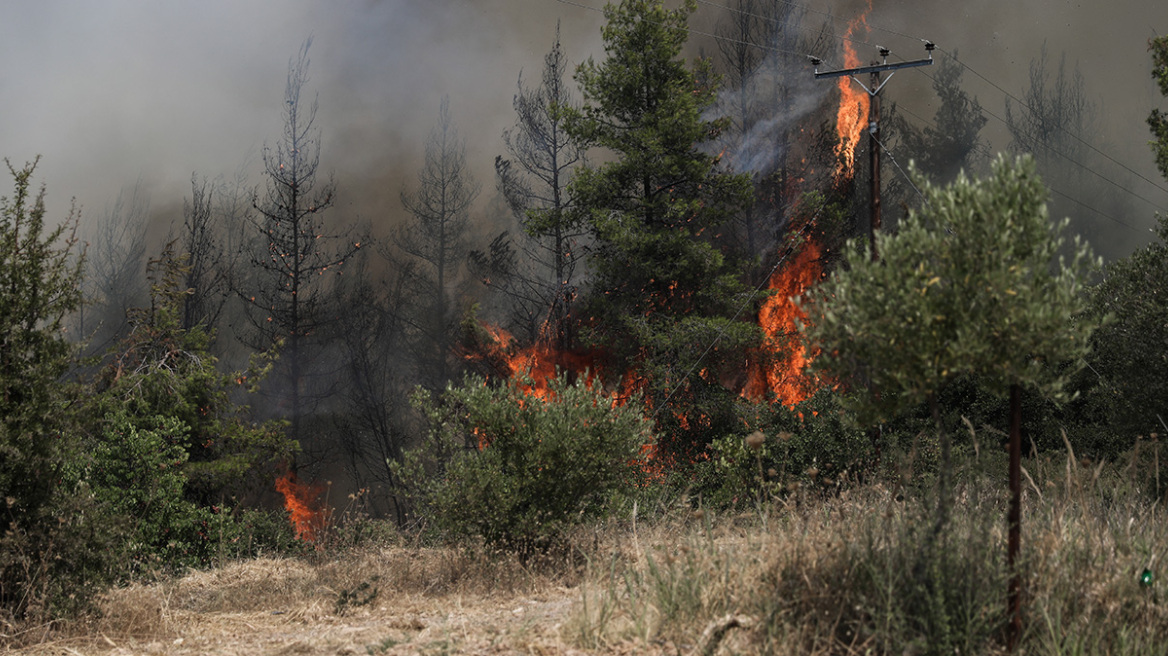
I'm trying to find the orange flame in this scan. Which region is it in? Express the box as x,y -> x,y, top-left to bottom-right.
465,322 -> 622,402
743,238 -> 823,406
834,6 -> 872,180
275,470 -> 328,542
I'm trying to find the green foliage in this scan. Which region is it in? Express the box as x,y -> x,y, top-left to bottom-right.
805,154 -> 1097,426
89,412 -> 207,569
1149,35 -> 1168,182
396,373 -> 655,555
891,50 -> 988,186
1081,213 -> 1168,445
78,247 -> 295,574
564,0 -> 758,459
0,159 -> 88,619
691,389 -> 871,508
85,246 -> 293,507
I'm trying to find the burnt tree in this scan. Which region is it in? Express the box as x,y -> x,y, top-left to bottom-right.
397,96 -> 479,391
477,24 -> 586,349
242,38 -> 361,444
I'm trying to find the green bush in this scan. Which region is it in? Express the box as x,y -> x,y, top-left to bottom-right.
396,372 -> 655,555
84,246 -> 293,508
691,389 -> 871,508
0,160 -> 91,621
90,412 -> 202,572
75,246 -> 297,576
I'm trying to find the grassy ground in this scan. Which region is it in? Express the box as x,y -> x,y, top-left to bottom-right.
6,444 -> 1168,655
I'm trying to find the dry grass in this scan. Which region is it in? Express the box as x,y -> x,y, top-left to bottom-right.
8,544 -> 589,655
6,448 -> 1168,655
569,450 -> 1168,655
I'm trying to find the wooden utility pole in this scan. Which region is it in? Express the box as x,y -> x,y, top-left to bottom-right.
868,69 -> 882,259
1007,384 -> 1023,650
813,43 -> 934,465
812,42 -> 934,259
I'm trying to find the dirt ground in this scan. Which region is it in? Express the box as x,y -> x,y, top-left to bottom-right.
6,549 -> 688,656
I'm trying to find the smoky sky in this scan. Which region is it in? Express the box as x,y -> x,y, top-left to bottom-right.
1,0 -> 1166,255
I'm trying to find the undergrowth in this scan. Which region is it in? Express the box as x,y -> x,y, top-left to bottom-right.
569,443 -> 1168,655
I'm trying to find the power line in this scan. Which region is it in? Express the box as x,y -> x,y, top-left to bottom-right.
554,0 -> 1163,226
871,133 -> 929,208
689,0 -> 1168,208
903,53 -> 1168,215
889,101 -> 1142,231
933,46 -> 1168,198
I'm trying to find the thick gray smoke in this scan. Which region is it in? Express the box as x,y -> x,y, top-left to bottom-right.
0,0 -> 604,233
1,0 -> 1165,257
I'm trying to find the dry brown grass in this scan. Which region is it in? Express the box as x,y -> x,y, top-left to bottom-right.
8,544 -> 592,656
6,449 -> 1168,655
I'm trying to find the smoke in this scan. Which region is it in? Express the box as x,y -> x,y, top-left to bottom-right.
0,0 -> 604,236
691,0 -> 1168,258
1,0 -> 1165,258
722,70 -> 831,175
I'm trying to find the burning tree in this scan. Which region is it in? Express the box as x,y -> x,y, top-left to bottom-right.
564,0 -> 758,460
711,1 -> 837,271
241,38 -> 362,444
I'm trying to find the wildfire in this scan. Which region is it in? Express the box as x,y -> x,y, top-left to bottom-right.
467,323 -> 607,401
833,6 -> 872,180
275,470 -> 329,542
742,237 -> 823,406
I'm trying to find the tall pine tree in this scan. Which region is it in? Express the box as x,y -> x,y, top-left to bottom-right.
566,0 -> 756,459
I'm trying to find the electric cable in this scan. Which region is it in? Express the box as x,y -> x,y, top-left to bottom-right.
871,132 -> 930,208
551,0 -> 1165,423
902,54 -> 1168,216
888,102 -> 1143,231
933,46 -> 1168,198
685,0 -> 1168,212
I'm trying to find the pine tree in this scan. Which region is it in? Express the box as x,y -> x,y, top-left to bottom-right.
397,97 -> 480,391
1149,35 -> 1168,180
565,0 -> 756,459
481,24 -> 587,350
890,51 -> 988,186
242,39 -> 362,443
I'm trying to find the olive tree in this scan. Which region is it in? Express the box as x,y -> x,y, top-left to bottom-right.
804,154 -> 1097,649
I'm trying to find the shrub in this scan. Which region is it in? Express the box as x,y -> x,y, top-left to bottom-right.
691,389 -> 872,508
396,372 -> 655,555
0,159 -> 90,621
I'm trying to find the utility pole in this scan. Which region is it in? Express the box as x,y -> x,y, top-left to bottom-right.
811,42 -> 934,260
868,68 -> 882,259
810,43 -> 935,494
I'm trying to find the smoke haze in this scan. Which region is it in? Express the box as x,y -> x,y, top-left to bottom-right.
1,0 -> 1166,255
